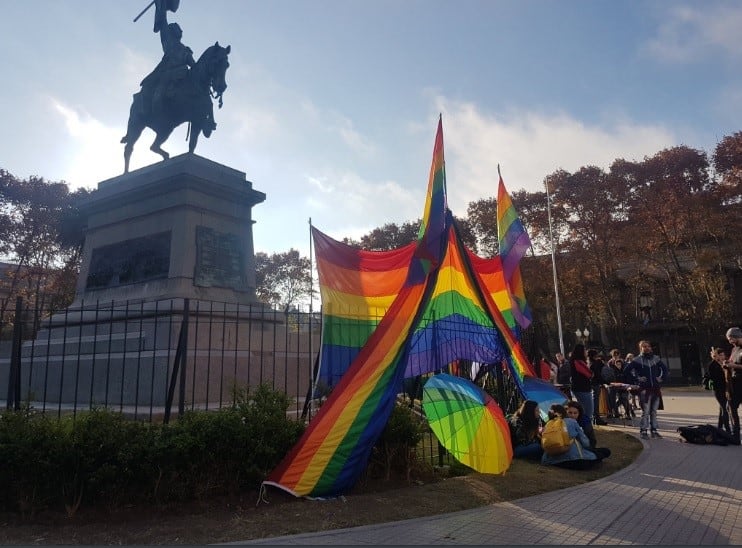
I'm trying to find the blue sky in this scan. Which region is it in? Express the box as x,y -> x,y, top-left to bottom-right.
2,1 -> 741,256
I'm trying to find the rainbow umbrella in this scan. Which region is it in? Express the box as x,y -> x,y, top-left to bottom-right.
522,375 -> 570,421
422,374 -> 512,474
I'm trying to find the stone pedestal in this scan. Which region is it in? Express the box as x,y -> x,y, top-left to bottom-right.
8,299 -> 315,410
1,155 -> 296,412
75,153 -> 265,305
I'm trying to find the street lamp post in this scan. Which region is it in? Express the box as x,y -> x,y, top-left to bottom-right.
575,327 -> 590,346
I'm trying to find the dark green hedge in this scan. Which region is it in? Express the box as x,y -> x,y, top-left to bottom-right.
0,384 -> 305,515
1,389 -> 425,515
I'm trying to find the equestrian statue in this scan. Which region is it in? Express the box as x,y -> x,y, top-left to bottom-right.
121,0 -> 231,173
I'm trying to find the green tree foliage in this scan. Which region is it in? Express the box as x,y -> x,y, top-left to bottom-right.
254,248 -> 312,309
712,133 -> 742,253
0,170 -> 89,329
347,216 -> 477,253
547,166 -> 629,331
371,404 -> 424,482
0,385 -> 305,515
466,197 -> 499,256
358,220 -> 421,250
608,146 -> 733,341
520,143 -> 740,352
712,131 -> 742,185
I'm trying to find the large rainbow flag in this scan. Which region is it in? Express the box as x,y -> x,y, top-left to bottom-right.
313,202 -> 532,389
263,119 -> 535,498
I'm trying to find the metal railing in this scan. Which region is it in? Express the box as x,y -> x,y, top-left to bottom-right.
1,296 -> 318,422
2,295 -> 525,473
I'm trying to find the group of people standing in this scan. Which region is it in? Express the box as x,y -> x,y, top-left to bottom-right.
516,338 -> 669,468
561,340 -> 668,440
705,327 -> 742,445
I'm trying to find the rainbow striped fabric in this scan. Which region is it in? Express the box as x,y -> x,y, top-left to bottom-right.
311,228 -> 416,390
263,120 -> 535,498
410,117 -> 447,284
497,173 -> 533,331
313,227 -> 532,388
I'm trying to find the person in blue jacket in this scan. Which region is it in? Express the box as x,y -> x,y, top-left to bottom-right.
541,404 -> 604,470
625,340 -> 669,440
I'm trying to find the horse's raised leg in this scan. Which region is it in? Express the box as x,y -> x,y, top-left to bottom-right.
150,132 -> 171,162
121,94 -> 147,174
121,121 -> 145,174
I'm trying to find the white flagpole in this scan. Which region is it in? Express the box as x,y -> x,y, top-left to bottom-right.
308,217 -> 314,420
545,181 -> 565,356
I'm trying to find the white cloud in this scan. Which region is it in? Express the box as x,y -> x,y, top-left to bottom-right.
307,175 -> 334,194
429,97 -> 677,215
51,99 -> 131,188
304,169 -> 418,226
644,4 -> 742,63
229,102 -> 281,142
328,116 -> 376,157
255,93 -> 680,255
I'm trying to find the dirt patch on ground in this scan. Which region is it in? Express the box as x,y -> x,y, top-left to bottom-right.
0,428 -> 641,545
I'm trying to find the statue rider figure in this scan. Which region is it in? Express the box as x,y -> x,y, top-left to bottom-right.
139,0 -> 217,134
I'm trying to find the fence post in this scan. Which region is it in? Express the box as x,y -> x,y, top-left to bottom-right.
6,297 -> 23,410
178,298 -> 189,418
163,298 -> 190,424
496,361 -> 514,416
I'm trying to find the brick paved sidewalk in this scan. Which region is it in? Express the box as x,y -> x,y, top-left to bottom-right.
232,390 -> 741,546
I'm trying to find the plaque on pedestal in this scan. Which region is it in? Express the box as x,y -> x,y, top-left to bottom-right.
75,153 -> 265,305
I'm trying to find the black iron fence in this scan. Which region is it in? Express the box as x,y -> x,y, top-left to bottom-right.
1,296 -> 319,422
2,295 -> 524,471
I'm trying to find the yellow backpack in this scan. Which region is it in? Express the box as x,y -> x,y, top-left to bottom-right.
541,417 -> 572,455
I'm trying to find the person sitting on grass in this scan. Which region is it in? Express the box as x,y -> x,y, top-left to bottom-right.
507,399 -> 544,460
565,399 -> 597,448
565,400 -> 611,459
541,404 -> 609,470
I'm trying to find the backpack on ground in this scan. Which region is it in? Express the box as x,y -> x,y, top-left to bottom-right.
677,424 -> 733,446
541,417 -> 572,455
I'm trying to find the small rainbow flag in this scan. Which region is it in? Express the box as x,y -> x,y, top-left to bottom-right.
497,171 -> 532,330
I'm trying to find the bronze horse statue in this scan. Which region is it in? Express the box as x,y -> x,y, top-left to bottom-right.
120,42 -> 231,173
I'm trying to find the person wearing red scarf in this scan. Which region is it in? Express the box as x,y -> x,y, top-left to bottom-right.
569,344 -> 594,426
